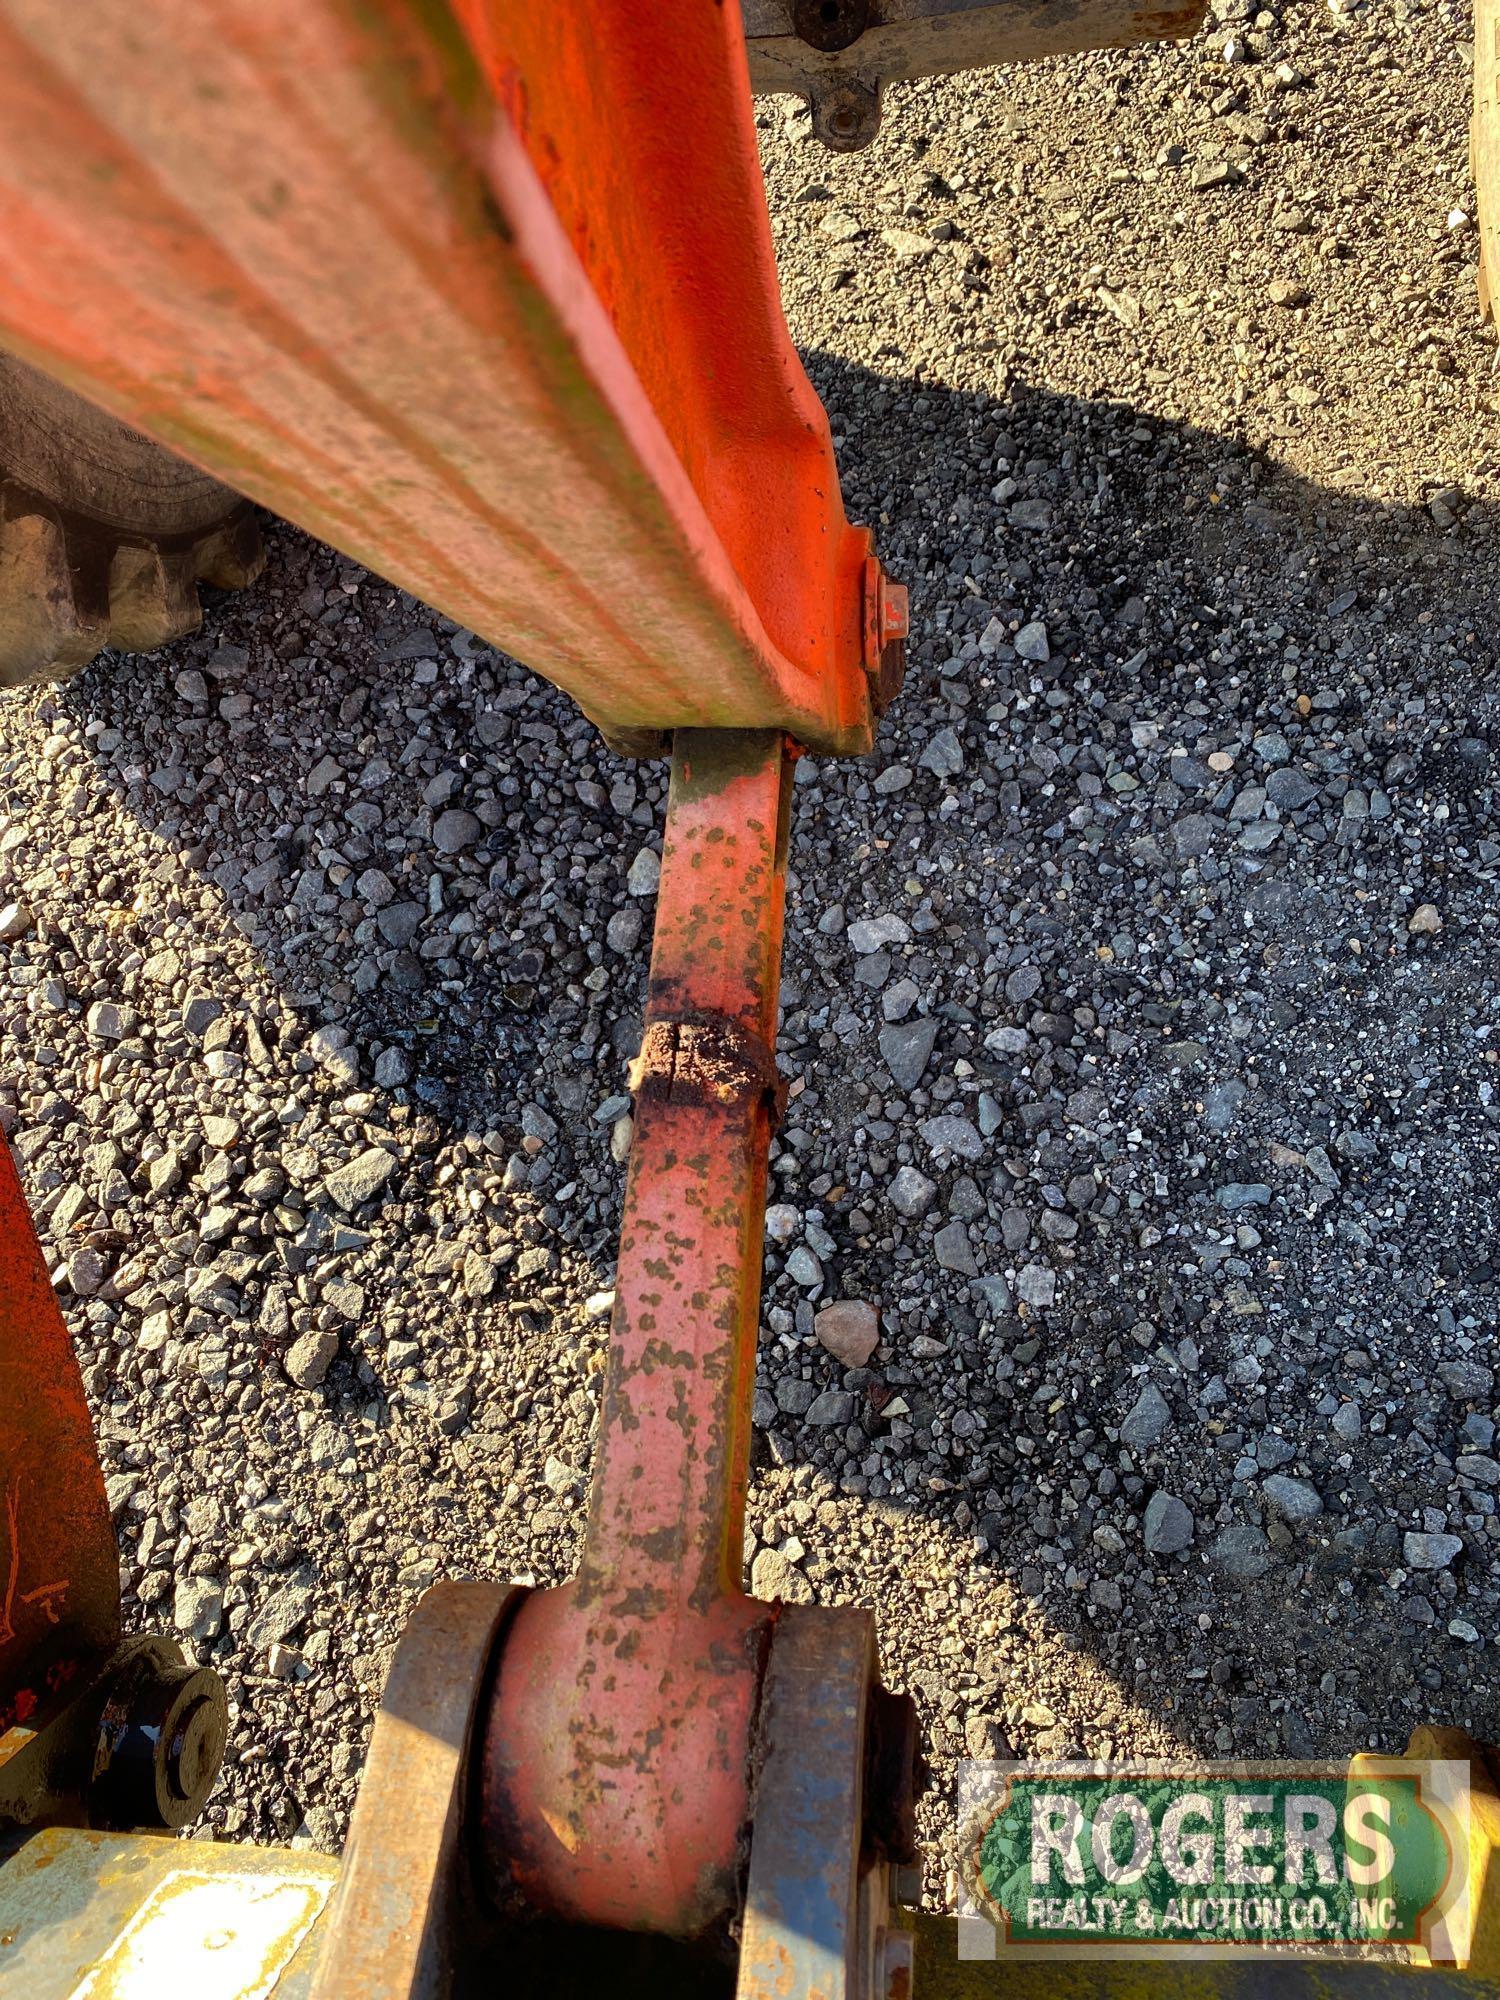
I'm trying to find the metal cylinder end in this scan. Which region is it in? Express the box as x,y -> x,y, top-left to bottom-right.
808,76 -> 883,150
90,1639 -> 229,1831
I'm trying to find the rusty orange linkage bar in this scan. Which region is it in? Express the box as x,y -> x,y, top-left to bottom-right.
479,729 -> 794,1938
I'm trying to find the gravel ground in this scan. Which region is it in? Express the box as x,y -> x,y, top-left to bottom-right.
2,0 -> 1498,1906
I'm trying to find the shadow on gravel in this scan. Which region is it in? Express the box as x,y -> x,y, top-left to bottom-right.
755,353 -> 1500,1775
53,351 -> 1500,1799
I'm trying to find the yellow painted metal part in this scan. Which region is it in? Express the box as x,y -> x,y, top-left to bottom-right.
0,1827 -> 336,2000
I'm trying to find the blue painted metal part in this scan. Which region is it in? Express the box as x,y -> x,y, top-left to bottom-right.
736,1604 -> 886,2000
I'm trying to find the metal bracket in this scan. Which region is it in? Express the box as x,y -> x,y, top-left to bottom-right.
742,0 -> 1208,150
0,1144 -> 226,1840
0,0 -> 897,752
0,1631 -> 226,1835
0,1137 -> 118,1728
309,1581 -> 518,2000
864,556 -> 910,716
738,1605 -> 914,2000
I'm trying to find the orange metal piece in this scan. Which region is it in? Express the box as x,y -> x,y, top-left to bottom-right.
0,0 -> 901,752
480,730 -> 793,1938
453,0 -> 888,731
0,1140 -> 117,1742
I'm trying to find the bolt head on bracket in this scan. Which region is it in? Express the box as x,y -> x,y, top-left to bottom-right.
810,74 -> 884,149
863,558 -> 909,715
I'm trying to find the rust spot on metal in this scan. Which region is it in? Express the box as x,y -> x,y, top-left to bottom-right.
630,1018 -> 786,1122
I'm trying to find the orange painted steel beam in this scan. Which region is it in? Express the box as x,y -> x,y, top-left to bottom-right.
480,729 -> 793,1938
0,1141 -> 118,1747
0,0 -> 902,752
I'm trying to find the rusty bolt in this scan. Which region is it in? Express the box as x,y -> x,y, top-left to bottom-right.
810,76 -> 883,152
878,1927 -> 915,2000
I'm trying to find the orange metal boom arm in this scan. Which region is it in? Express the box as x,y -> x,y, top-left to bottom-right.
0,0 -> 903,751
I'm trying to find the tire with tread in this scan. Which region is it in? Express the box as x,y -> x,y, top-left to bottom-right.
0,352 -> 263,688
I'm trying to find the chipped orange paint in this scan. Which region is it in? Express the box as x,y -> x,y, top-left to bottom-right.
0,1479 -> 72,1646
0,1140 -> 116,1735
